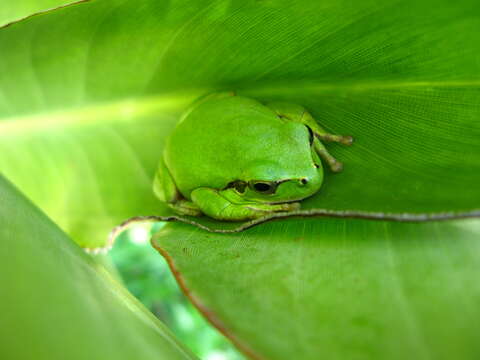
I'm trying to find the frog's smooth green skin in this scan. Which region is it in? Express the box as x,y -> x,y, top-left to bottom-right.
153,92 -> 353,221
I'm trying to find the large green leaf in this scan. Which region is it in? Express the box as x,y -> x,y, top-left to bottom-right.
0,0 -> 75,26
0,174 -> 197,360
1,0 -> 479,248
153,218 -> 480,360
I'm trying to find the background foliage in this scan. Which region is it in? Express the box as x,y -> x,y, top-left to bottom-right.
110,226 -> 244,360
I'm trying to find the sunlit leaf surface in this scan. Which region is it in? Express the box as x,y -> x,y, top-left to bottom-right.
153,218 -> 480,360
0,0 -> 479,245
0,0 -> 74,26
0,175 -> 197,360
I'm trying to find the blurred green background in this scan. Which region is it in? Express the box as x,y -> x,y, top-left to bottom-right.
108,224 -> 244,360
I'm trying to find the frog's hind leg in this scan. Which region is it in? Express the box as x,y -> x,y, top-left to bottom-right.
153,158 -> 202,216
265,101 -> 352,172
313,137 -> 343,172
265,101 -> 354,145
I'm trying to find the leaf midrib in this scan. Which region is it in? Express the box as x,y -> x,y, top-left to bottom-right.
242,80 -> 480,95
0,92 -> 196,135
1,79 -> 479,136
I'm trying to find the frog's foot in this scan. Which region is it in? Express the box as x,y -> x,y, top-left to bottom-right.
168,200 -> 202,217
247,201 -> 300,213
191,187 -> 300,221
313,137 -> 343,173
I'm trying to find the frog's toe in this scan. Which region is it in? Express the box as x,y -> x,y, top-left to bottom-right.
340,135 -> 354,146
168,200 -> 202,217
330,160 -> 344,173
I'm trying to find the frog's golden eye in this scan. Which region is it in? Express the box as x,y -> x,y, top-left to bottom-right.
249,181 -> 277,195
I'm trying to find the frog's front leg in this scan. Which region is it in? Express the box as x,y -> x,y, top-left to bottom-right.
266,101 -> 353,172
153,157 -> 202,216
191,188 -> 300,221
312,137 -> 343,172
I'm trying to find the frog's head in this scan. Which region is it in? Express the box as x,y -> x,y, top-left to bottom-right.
228,157 -> 324,204
222,120 -> 325,204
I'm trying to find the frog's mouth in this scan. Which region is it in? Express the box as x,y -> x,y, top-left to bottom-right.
264,192 -> 316,205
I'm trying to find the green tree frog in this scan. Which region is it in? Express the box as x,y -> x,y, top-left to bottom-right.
154,92 -> 353,221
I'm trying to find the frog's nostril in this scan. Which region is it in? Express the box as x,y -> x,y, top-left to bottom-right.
300,178 -> 308,185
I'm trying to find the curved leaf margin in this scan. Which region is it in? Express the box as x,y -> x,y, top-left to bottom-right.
103,206 -> 480,251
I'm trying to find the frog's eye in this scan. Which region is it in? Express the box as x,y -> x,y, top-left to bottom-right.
227,180 -> 247,194
249,181 -> 276,195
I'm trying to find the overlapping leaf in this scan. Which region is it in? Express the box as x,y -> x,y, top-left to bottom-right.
0,175 -> 197,360
153,218 -> 480,360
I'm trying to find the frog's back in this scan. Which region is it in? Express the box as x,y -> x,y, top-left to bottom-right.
164,95 -> 309,198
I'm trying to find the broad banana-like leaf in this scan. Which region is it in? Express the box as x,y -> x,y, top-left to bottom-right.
0,175 -> 197,360
0,0 -> 479,248
153,218 -> 480,360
